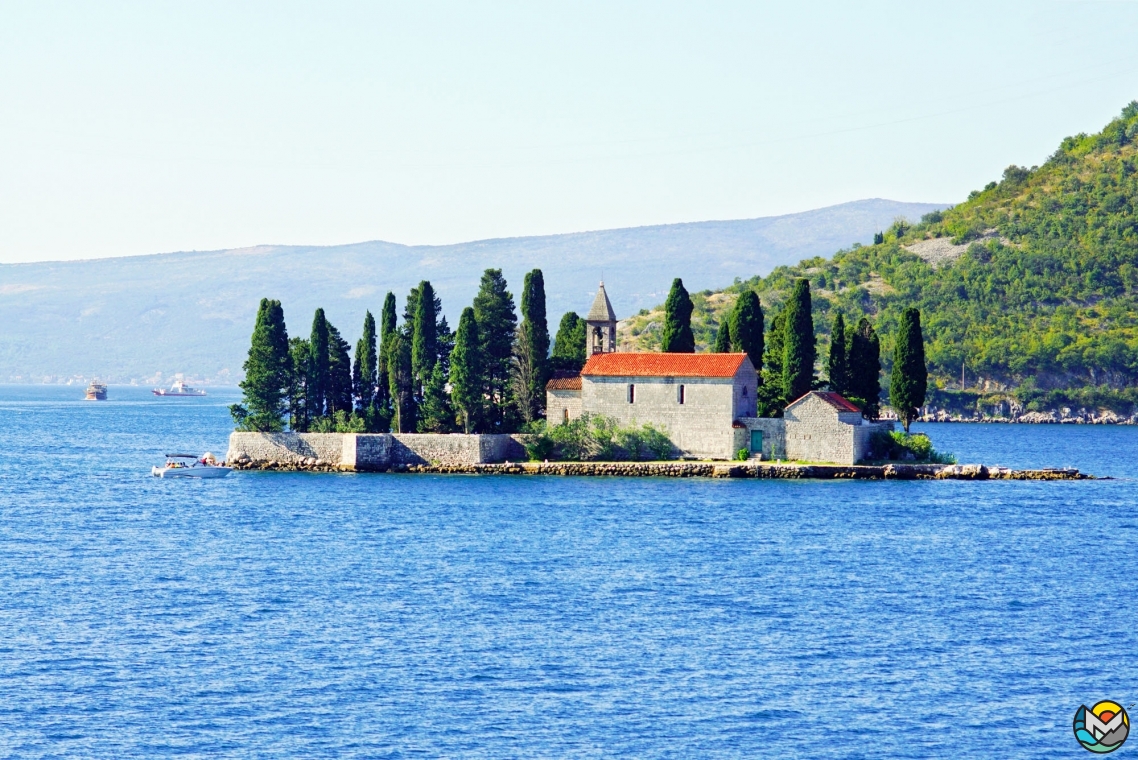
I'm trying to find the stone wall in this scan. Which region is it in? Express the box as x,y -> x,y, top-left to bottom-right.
389,434 -> 483,465
228,432 -> 351,466
227,432 -> 527,469
546,389 -> 582,426
853,421 -> 895,461
480,434 -> 529,463
735,418 -> 787,460
343,434 -> 391,471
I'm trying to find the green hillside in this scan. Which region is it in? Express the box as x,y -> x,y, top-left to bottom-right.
623,102 -> 1138,413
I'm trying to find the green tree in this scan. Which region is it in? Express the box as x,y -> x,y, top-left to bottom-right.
827,312 -> 850,396
231,298 -> 291,431
782,279 -> 816,402
661,278 -> 695,353
376,292 -> 397,428
890,307 -> 928,432
510,322 -> 542,425
551,312 -> 587,372
354,310 -> 377,414
757,311 -> 786,416
450,306 -> 483,433
326,323 -> 353,416
713,319 -> 731,352
849,317 -> 882,419
412,280 -> 438,392
307,308 -> 330,421
288,337 -> 311,431
418,363 -> 454,432
519,269 -> 550,418
729,290 -> 764,373
472,268 -> 517,431
387,329 -> 416,433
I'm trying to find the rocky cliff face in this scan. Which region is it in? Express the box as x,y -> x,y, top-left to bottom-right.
920,407 -> 1138,424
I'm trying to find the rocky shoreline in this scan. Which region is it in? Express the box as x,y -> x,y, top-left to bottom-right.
919,407 -> 1137,425
228,460 -> 1089,480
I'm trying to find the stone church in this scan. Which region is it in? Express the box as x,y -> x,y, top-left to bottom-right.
546,283 -> 892,463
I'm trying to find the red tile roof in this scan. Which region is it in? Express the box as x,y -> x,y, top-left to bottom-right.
787,390 -> 862,413
546,374 -> 582,391
581,352 -> 750,378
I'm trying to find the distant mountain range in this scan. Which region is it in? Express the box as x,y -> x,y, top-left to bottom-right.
0,198 -> 944,383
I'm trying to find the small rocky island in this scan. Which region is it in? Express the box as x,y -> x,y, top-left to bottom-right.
227,280 -> 1091,481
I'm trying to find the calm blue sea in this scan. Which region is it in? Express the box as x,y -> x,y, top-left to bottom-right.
1,385 -> 1136,758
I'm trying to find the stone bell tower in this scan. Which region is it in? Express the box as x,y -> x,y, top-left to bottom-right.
585,281 -> 617,354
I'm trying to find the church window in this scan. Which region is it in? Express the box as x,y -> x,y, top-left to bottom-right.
628,384 -> 635,403
678,384 -> 685,404
563,408 -> 569,424
742,385 -> 748,398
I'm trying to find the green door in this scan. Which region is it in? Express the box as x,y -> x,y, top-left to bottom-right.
749,430 -> 763,457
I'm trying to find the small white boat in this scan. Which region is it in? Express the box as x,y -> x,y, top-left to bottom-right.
152,453 -> 231,478
153,381 -> 207,397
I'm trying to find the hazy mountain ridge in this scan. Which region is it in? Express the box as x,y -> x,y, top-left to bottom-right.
0,199 -> 944,382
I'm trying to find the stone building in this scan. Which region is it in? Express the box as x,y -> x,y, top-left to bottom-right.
548,352 -> 757,459
546,373 -> 583,426
544,285 -> 892,463
734,391 -> 892,464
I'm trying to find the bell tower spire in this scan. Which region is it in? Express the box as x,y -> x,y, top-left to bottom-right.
585,281 -> 617,354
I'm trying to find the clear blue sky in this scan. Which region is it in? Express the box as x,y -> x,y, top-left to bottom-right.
2,1 -> 1136,263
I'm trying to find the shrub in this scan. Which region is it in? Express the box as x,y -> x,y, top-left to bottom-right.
310,410 -> 367,433
869,430 -> 955,464
641,424 -> 675,460
525,413 -> 677,461
734,448 -> 749,461
524,434 -> 556,461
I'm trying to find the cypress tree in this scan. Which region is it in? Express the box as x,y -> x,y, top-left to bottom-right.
378,292 -> 397,406
232,298 -> 291,431
661,278 -> 695,353
757,311 -> 786,416
520,269 -> 550,416
354,310 -> 377,414
387,330 -> 415,433
729,290 -> 764,373
450,307 -> 482,433
412,280 -> 437,391
435,314 -> 454,375
551,312 -> 586,372
351,340 -> 363,414
889,307 -> 928,432
849,317 -> 882,420
472,269 -> 517,430
308,308 -> 330,421
714,319 -> 731,352
827,313 -> 850,396
288,337 -> 310,431
418,363 -> 454,433
782,279 -> 816,402
326,323 -> 353,415
403,286 -> 420,329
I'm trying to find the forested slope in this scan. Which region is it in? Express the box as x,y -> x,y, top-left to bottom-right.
622,102 -> 1138,412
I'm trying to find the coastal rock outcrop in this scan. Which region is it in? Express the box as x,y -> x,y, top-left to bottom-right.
919,406 -> 1138,425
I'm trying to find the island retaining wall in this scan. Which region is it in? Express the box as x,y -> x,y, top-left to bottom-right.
227,432 -> 527,470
